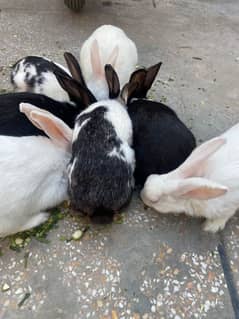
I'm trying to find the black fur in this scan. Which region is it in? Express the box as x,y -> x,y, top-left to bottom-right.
69,106 -> 134,216
121,62 -> 196,186
128,99 -> 196,186
0,92 -> 83,137
10,56 -> 83,104
105,64 -> 120,99
11,56 -> 57,88
64,52 -> 87,87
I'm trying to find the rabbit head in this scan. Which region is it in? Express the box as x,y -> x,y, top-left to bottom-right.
141,137 -> 228,213
121,62 -> 162,104
80,25 -> 138,100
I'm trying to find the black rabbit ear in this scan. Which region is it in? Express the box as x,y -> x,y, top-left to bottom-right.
144,62 -> 162,93
122,62 -> 162,102
105,64 -> 120,99
120,69 -> 146,104
64,52 -> 87,88
129,68 -> 147,85
54,71 -> 96,108
121,81 -> 139,105
50,61 -> 72,79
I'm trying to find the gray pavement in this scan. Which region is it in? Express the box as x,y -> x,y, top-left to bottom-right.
0,0 -> 239,318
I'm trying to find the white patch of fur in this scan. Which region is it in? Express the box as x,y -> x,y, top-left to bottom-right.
72,118 -> 90,143
108,143 -> 134,168
68,157 -> 77,185
79,100 -> 133,144
0,135 -> 70,237
108,147 -> 120,158
12,59 -> 31,91
35,71 -> 70,102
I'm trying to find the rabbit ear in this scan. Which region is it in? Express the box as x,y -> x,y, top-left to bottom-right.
91,39 -> 103,78
64,52 -> 87,87
129,68 -> 147,84
172,177 -> 228,200
105,64 -> 120,99
143,62 -> 162,94
54,71 -> 96,107
121,81 -> 139,105
174,137 -> 226,178
120,69 -> 146,104
50,61 -> 72,80
20,103 -> 72,150
19,103 -> 49,130
122,63 -> 162,101
107,45 -> 119,68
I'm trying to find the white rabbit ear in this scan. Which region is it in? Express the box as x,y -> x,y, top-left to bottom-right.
172,177 -> 228,200
20,103 -> 72,150
107,45 -> 119,68
91,39 -> 103,78
20,103 -> 49,130
175,137 -> 226,178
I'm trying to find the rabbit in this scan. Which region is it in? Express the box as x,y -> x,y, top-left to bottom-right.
141,124 -> 239,232
56,63 -> 135,218
121,62 -> 196,186
0,53 -> 89,137
10,55 -> 71,102
80,24 -> 138,100
0,103 -> 72,237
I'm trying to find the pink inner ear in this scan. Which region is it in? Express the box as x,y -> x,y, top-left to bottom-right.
31,111 -> 72,149
108,45 -> 119,68
182,186 -> 227,200
91,39 -> 102,77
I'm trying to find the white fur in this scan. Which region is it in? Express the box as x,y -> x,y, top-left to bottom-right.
109,144 -> 135,169
68,157 -> 77,185
12,58 -> 71,102
141,123 -> 239,232
80,25 -> 138,100
0,136 -> 70,237
78,99 -> 133,145
33,71 -> 71,102
72,118 -> 90,143
76,99 -> 134,168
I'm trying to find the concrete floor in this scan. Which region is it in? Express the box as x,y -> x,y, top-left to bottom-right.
0,0 -> 239,318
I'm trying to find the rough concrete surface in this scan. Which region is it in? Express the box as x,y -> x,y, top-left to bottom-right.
0,0 -> 239,318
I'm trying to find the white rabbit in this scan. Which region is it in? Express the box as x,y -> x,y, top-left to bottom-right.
0,103 -> 72,237
141,124 -> 239,232
80,25 -> 138,100
11,56 -> 71,102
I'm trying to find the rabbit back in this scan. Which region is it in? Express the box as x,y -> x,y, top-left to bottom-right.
69,101 -> 135,215
0,92 -> 80,137
11,56 -> 71,102
80,25 -> 138,97
128,99 -> 196,185
0,135 -> 70,236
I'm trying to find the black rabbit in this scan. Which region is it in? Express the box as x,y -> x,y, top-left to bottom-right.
121,63 -> 196,186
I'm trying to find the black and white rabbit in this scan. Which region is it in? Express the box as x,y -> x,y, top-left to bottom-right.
121,63 -> 196,186
0,53 -> 88,137
11,56 -> 72,102
56,64 -> 135,218
0,103 -> 72,237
